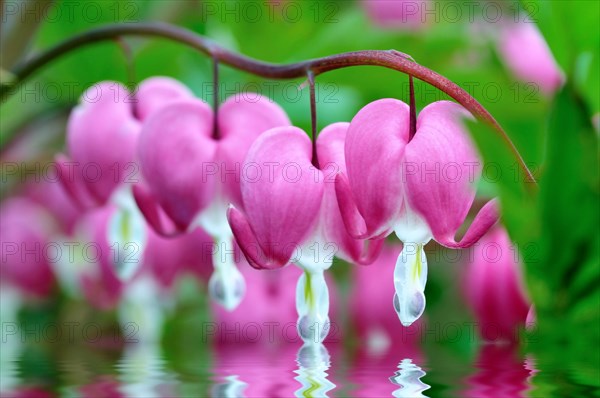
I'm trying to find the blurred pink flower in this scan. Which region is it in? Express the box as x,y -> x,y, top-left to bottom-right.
464,226 -> 530,343
0,198 -> 56,298
24,180 -> 82,234
142,227 -> 214,290
72,206 -> 124,310
56,77 -> 192,209
363,0 -> 430,30
497,20 -> 564,96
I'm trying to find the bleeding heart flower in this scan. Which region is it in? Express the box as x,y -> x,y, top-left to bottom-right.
57,77 -> 192,208
464,226 -> 530,343
64,206 -> 124,310
0,198 -> 57,299
362,0 -> 430,30
24,179 -> 82,234
55,77 -> 194,282
135,93 -> 291,310
497,19 -> 564,96
228,123 -> 383,343
336,99 -> 498,327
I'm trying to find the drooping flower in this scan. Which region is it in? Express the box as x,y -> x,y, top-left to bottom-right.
63,206 -> 124,310
0,198 -> 57,299
362,0 -> 430,30
135,93 -> 291,310
57,77 -> 192,208
142,227 -> 213,290
228,123 -> 383,343
24,179 -> 82,234
336,99 -> 498,327
56,77 -> 194,280
464,226 -> 530,343
497,19 -> 564,96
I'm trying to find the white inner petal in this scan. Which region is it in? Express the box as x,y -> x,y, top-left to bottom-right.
296,268 -> 330,344
295,224 -> 335,273
393,202 -> 432,244
393,243 -> 428,327
191,196 -> 230,238
191,197 -> 246,312
108,187 -> 148,281
208,233 -> 245,311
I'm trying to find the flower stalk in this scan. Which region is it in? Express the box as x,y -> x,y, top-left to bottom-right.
0,22 -> 535,185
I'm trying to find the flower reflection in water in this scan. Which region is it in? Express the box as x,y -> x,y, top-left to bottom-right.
117,342 -> 177,398
294,343 -> 336,397
213,343 -> 298,397
463,344 -> 533,398
211,375 -> 247,398
390,358 -> 430,398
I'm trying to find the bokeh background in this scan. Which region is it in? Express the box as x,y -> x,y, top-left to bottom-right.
1,1 -> 598,397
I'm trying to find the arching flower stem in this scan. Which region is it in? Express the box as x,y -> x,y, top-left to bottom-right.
0,22 -> 535,186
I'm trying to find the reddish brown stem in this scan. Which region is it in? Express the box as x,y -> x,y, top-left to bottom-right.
0,22 -> 535,186
408,75 -> 417,141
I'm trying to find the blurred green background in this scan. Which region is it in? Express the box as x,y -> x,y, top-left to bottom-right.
1,0 -> 599,396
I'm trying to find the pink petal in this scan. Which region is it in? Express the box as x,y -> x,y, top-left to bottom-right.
317,122 -> 384,264
404,101 -> 488,248
55,153 -> 99,210
67,82 -> 140,204
228,206 -> 284,269
135,76 -> 194,121
437,199 -> 500,249
334,172 -> 368,239
132,183 -> 183,236
142,227 -> 213,288
345,99 -> 409,239
234,127 -> 324,268
217,94 -> 291,208
138,99 -> 217,230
